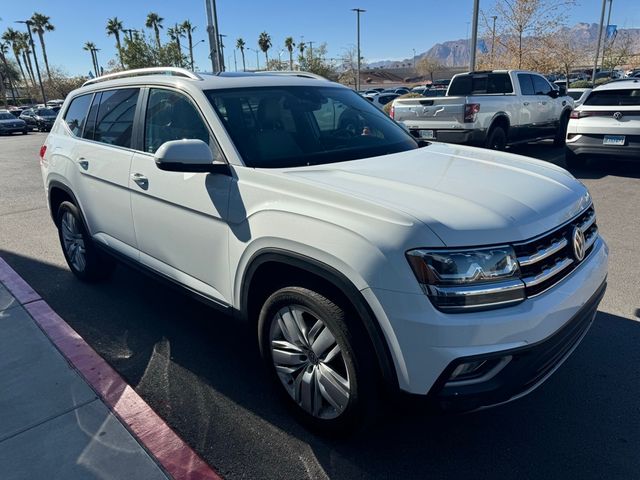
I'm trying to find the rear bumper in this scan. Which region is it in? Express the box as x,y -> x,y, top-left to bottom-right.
410,128 -> 487,145
566,133 -> 640,160
430,280 -> 606,412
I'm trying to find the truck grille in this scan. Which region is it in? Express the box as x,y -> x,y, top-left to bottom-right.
514,206 -> 598,296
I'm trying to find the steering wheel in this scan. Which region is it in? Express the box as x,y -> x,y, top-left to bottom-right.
337,110 -> 363,138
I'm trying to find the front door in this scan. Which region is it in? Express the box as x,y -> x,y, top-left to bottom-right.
129,87 -> 232,306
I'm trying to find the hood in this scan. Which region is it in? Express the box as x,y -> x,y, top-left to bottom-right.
283,143 -> 590,247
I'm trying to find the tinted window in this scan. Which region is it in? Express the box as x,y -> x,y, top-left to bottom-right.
567,91 -> 583,100
63,94 -> 92,137
518,74 -> 535,95
0,113 -> 15,120
532,75 -> 552,95
584,89 -> 640,106
91,89 -> 139,147
145,89 -> 211,154
82,93 -> 101,141
448,73 -> 513,95
206,86 -> 418,168
36,108 -> 56,116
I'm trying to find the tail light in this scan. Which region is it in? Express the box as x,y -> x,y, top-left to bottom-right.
463,103 -> 480,123
571,110 -> 620,119
389,105 -> 395,119
39,145 -> 47,159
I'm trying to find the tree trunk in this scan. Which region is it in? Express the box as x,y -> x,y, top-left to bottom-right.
12,49 -> 28,88
37,31 -> 52,80
115,32 -> 124,68
0,70 -> 7,107
241,50 -> 246,71
289,50 -> 293,70
265,51 -> 269,65
176,36 -> 182,67
187,31 -> 194,70
23,51 -> 36,88
154,26 -> 161,49
0,52 -> 18,104
92,50 -> 99,77
518,31 -> 523,69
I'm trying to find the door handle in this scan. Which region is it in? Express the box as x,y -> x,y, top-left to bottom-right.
541,101 -> 548,105
131,173 -> 149,189
523,102 -> 530,106
78,158 -> 89,169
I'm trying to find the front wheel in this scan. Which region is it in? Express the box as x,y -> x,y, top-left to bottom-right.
553,113 -> 570,147
57,201 -> 115,282
258,287 -> 377,434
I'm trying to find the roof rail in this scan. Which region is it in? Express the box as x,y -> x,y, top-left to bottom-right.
253,70 -> 329,81
82,67 -> 203,87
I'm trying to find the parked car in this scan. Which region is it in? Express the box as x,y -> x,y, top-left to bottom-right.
19,107 -> 58,132
566,78 -> 640,168
367,92 -> 400,109
0,111 -> 29,135
567,88 -> 592,107
391,70 -> 573,149
40,67 -> 607,433
381,87 -> 410,95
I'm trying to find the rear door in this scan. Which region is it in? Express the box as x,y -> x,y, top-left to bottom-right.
62,89 -> 140,258
129,87 -> 232,306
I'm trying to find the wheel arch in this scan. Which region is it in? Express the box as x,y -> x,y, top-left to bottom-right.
488,113 -> 510,136
240,248 -> 399,390
48,180 -> 89,231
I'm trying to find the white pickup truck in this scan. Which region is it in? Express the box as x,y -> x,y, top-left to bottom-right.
391,70 -> 574,149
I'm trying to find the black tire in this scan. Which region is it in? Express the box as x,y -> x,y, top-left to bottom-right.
485,126 -> 507,150
22,129 -> 28,135
565,147 -> 587,170
258,286 -> 378,435
553,112 -> 570,147
56,201 -> 116,282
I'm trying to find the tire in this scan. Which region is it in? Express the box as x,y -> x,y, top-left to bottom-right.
553,112 -> 570,147
485,126 -> 507,150
56,201 -> 116,282
258,286 -> 378,435
22,129 -> 28,135
565,147 -> 587,170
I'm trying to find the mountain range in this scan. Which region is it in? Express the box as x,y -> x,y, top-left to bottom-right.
367,23 -> 640,69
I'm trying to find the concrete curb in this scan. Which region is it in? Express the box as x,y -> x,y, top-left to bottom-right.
0,257 -> 222,480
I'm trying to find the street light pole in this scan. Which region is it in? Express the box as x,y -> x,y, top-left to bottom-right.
601,0 -> 613,71
219,33 -> 227,71
412,48 -> 416,70
469,0 -> 480,72
205,0 -> 221,72
592,0 -> 607,84
352,8 -> 365,92
490,15 -> 497,68
16,20 -> 46,104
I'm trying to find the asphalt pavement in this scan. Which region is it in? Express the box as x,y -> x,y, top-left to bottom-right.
1,133 -> 639,479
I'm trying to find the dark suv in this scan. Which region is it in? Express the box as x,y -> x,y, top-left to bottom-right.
20,107 -> 58,132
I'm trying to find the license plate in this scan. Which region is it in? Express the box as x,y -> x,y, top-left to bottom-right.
418,129 -> 435,140
603,135 -> 625,145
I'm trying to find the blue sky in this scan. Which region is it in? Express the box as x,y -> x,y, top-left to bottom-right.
1,0 -> 639,76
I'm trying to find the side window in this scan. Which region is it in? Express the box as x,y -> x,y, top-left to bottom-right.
144,89 -> 211,154
518,74 -> 535,96
91,88 -> 139,147
82,93 -> 101,141
532,75 -> 552,96
63,94 -> 92,137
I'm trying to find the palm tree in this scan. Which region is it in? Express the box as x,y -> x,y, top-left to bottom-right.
167,24 -> 184,67
29,12 -> 54,80
2,28 -> 28,87
83,41 -> 98,76
18,32 -> 36,88
236,37 -> 246,71
106,17 -> 124,68
284,37 -> 295,70
181,20 -> 195,70
258,31 -> 271,65
145,12 -> 164,49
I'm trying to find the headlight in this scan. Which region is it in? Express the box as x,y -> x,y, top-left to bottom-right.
406,246 -> 525,312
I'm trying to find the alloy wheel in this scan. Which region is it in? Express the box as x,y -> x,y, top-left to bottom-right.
61,211 -> 86,272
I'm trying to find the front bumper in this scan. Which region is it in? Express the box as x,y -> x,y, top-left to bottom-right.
431,280 -> 606,411
566,133 -> 640,160
0,125 -> 27,134
362,236 -> 609,396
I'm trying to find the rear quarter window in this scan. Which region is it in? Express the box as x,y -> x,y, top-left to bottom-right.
63,94 -> 92,137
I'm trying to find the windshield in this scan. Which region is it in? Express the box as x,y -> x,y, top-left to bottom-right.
36,108 -> 57,116
583,89 -> 640,106
0,113 -> 16,120
205,86 -> 418,168
568,91 -> 583,100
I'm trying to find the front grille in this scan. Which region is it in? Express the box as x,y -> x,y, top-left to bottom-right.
514,205 -> 598,297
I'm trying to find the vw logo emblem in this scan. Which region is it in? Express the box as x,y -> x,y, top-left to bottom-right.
572,227 -> 586,262
613,111 -> 623,120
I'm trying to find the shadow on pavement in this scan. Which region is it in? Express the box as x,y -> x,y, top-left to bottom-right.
2,250 -> 639,479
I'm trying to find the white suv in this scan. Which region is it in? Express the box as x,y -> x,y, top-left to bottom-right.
41,68 -> 608,432
566,78 -> 640,168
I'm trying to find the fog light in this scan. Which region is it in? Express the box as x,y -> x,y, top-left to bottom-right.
450,360 -> 488,380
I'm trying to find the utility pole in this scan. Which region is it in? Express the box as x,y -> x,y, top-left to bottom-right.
219,33 -> 227,71
205,0 -> 221,72
352,8 -> 365,91
308,41 -> 315,59
469,0 -> 480,72
491,15 -> 498,68
601,0 -> 613,71
16,20 -> 46,104
412,48 -> 416,69
592,0 -> 607,84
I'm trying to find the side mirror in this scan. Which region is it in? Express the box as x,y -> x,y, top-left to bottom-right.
548,89 -> 560,99
154,139 -> 229,174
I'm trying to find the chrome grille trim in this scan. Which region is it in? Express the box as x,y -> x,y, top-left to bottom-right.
579,211 -> 596,233
517,237 -> 568,267
584,228 -> 599,251
522,257 -> 574,288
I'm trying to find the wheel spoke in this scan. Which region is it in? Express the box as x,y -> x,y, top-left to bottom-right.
311,325 -> 336,358
307,319 -> 324,345
317,363 -> 350,410
279,308 -> 307,347
272,346 -> 307,367
298,366 -> 315,413
322,343 -> 341,363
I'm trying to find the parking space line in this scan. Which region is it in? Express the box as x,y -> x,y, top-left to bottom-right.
0,256 -> 222,480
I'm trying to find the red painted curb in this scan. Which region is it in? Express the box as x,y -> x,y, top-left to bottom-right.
0,257 -> 222,480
